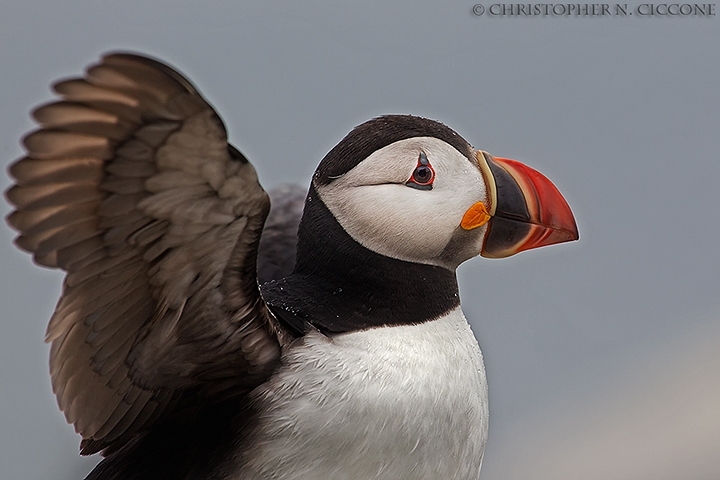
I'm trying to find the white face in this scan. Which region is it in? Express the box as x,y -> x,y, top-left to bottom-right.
315,137 -> 490,270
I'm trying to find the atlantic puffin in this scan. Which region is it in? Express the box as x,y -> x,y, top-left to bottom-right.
6,53 -> 578,480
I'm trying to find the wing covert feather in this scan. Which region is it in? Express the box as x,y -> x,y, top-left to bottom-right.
6,53 -> 290,455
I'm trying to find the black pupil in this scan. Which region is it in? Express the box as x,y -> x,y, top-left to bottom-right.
414,166 -> 432,183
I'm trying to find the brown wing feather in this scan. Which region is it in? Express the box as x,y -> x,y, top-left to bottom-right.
6,53 -> 291,455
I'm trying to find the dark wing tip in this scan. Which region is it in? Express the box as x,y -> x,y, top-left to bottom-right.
257,184 -> 306,284
101,52 -> 201,96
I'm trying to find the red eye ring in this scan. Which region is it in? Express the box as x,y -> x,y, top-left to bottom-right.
406,151 -> 435,190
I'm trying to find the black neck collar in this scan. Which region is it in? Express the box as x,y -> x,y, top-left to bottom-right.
261,184 -> 460,335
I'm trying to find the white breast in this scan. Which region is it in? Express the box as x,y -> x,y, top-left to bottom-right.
236,308 -> 488,480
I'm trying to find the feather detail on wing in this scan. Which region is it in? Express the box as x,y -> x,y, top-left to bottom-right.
6,53 -> 292,455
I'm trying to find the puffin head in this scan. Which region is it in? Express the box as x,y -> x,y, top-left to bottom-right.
307,115 -> 578,271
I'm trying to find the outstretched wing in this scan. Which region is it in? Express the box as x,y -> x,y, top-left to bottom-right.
6,53 -> 291,455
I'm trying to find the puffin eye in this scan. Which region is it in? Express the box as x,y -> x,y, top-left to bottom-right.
413,165 -> 433,183
405,152 -> 435,190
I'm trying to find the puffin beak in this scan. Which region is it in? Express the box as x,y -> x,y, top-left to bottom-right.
471,151 -> 579,258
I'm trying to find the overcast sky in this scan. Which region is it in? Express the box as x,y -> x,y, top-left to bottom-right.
1,2 -> 719,479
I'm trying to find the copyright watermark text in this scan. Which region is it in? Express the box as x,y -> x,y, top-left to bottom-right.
472,3 -> 716,16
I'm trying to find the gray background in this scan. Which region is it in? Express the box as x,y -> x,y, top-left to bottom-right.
1,2 -> 719,479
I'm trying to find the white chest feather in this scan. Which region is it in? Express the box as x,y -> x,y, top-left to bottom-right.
236,308 -> 488,480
